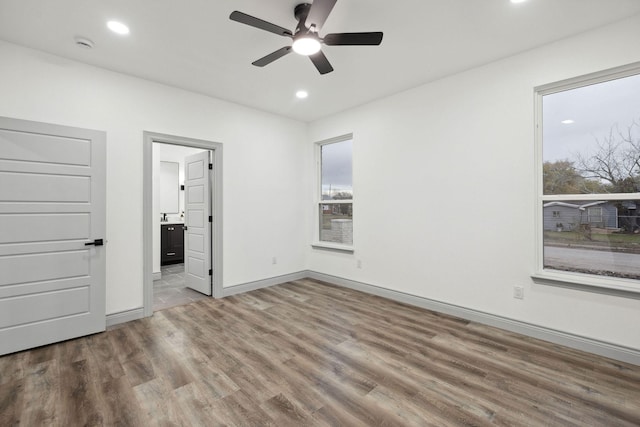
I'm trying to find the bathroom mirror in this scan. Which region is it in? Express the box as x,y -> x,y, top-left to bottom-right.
159,161 -> 179,214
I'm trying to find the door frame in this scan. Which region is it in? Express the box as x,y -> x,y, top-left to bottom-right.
142,131 -> 223,317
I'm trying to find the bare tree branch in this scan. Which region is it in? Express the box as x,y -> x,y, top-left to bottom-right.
573,120 -> 640,192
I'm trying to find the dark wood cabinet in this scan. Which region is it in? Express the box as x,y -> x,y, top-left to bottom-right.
161,224 -> 184,265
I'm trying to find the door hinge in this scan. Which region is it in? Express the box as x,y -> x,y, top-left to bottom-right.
209,163 -> 213,170
208,215 -> 212,222
209,269 -> 212,276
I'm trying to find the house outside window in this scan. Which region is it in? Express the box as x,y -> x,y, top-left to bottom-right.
315,135 -> 353,250
536,64 -> 640,291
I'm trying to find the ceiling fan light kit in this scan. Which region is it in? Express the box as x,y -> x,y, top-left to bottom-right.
229,0 -> 383,75
292,36 -> 321,56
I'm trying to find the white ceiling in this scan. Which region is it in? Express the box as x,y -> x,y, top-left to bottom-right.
1,0 -> 639,122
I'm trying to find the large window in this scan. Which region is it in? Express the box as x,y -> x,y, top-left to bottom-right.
536,65 -> 640,290
316,135 -> 353,249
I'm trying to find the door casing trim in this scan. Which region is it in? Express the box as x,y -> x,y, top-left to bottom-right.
143,132 -> 223,317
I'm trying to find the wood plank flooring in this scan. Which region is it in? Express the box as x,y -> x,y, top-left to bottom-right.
1,278 -> 639,426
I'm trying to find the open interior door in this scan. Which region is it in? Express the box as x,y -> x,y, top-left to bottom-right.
183,150 -> 212,295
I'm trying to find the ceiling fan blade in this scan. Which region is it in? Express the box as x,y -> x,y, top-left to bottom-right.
305,0 -> 337,31
309,50 -> 334,75
323,32 -> 383,46
230,11 -> 292,37
252,47 -> 293,67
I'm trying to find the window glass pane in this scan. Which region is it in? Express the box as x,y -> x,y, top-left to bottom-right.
321,139 -> 352,200
319,203 -> 353,245
542,73 -> 640,195
542,200 -> 640,280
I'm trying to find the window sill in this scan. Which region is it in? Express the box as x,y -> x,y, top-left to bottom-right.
311,242 -> 354,253
532,270 -> 640,296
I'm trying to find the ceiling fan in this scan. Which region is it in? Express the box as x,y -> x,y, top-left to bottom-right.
229,0 -> 383,75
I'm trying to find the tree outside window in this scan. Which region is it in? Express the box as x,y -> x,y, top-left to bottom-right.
539,69 -> 640,282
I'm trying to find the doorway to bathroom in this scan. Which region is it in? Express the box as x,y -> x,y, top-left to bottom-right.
156,144 -> 210,309
143,132 -> 223,317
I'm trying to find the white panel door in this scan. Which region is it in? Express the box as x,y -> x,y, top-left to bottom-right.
0,116 -> 106,356
184,151 -> 211,295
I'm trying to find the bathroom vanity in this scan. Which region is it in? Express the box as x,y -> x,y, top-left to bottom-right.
161,222 -> 184,265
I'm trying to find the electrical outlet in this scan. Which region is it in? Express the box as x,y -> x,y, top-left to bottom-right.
272,256 -> 277,265
513,286 -> 524,300
357,259 -> 362,269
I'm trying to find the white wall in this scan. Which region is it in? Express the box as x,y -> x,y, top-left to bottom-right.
0,40 -> 308,315
307,14 -> 640,350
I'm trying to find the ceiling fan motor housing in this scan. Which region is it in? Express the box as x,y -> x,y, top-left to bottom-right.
294,3 -> 312,23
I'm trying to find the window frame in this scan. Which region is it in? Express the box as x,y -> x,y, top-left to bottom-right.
534,62 -> 640,294
312,133 -> 354,252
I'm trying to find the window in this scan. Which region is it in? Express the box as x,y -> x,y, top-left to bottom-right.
536,65 -> 640,290
587,207 -> 603,225
315,135 -> 353,249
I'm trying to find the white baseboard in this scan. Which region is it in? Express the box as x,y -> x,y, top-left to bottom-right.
306,271 -> 640,366
106,307 -> 145,327
222,271 -> 308,297
153,272 -> 161,281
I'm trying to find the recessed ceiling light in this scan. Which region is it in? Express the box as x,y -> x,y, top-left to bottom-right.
561,119 -> 575,124
107,20 -> 130,35
511,0 -> 527,3
296,90 -> 309,99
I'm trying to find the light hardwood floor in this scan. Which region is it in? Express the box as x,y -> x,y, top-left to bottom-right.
1,279 -> 639,426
